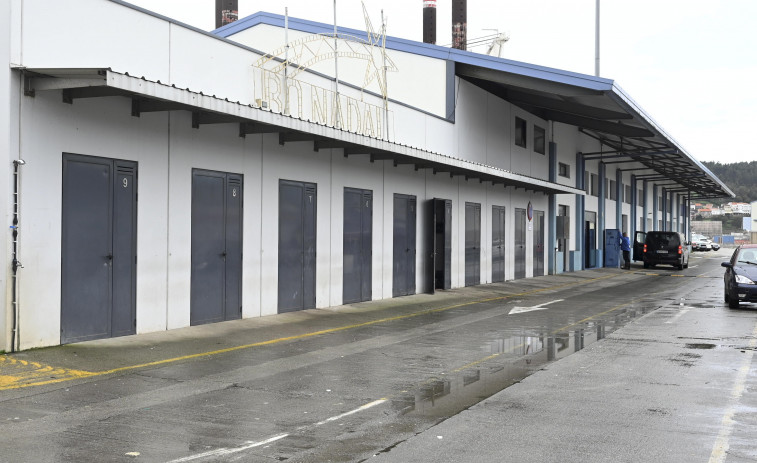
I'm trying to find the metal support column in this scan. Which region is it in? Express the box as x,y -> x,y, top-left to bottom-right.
598,162 -> 606,256
631,174 -> 637,238
548,142 -> 557,275
616,168 -> 622,230
642,179 -> 648,232
661,187 -> 667,231
652,184 -> 658,231
576,152 -> 585,271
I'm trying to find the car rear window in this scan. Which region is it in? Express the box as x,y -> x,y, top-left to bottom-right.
648,233 -> 679,248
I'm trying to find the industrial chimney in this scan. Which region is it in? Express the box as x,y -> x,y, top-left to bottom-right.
423,0 -> 437,44
215,0 -> 238,29
452,0 -> 467,50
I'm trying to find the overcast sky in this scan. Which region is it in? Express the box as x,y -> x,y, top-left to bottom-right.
128,0 -> 756,164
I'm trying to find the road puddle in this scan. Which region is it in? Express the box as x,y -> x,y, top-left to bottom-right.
392,305 -> 653,418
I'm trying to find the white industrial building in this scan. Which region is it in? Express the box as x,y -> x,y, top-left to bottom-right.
0,0 -> 733,351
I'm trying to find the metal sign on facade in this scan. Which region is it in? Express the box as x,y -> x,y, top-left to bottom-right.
252,3 -> 398,140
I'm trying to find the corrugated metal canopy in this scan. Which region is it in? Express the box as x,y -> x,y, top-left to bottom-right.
21,68 -> 583,196
454,61 -> 733,200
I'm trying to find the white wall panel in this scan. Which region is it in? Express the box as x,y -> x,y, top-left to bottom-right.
169,26 -> 263,106
1,0 -> 13,350
455,81 -> 488,165
21,0 -> 170,81
17,92 -> 170,348
485,95 -> 511,170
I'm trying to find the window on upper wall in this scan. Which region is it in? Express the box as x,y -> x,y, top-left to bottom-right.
591,173 -> 598,196
515,117 -> 527,148
638,189 -> 644,207
534,125 -> 545,154
558,162 -> 570,178
625,185 -> 632,204
609,180 -> 617,200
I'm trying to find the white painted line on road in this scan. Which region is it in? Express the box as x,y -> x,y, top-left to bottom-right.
167,399 -> 388,462
168,433 -> 290,462
664,308 -> 690,324
314,399 -> 387,426
509,299 -> 564,315
708,322 -> 757,463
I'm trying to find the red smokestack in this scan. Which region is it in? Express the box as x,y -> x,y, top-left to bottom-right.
423,0 -> 437,44
452,0 -> 467,50
215,0 -> 238,29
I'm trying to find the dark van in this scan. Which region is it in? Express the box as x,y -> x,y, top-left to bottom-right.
643,231 -> 690,270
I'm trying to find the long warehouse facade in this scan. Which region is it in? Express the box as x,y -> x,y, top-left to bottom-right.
1,0 -> 733,350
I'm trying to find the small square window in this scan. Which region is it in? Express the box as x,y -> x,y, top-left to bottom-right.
558,162 -> 570,178
638,189 -> 644,207
515,117 -> 527,148
534,125 -> 545,154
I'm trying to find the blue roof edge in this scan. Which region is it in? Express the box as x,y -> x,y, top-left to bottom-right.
213,11 -> 615,93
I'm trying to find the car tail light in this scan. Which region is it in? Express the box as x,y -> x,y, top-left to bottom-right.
678,245 -> 682,255
643,244 -> 647,253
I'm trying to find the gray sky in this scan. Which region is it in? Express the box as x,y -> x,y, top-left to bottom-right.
128,0 -> 756,164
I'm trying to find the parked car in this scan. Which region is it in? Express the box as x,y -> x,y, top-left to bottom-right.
711,241 -> 720,251
642,231 -> 690,270
722,244 -> 757,309
692,234 -> 711,251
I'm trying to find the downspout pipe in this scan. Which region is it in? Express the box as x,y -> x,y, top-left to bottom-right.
10,159 -> 25,353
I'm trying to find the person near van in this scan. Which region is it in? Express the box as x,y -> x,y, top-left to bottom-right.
621,232 -> 631,269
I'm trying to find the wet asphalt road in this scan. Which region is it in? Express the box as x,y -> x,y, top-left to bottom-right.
1,249 -> 754,462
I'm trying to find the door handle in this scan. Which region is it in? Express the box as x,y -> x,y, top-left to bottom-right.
105,254 -> 113,261
220,251 -> 227,258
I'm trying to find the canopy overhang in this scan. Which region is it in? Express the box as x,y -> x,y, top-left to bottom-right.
21,68 -> 584,196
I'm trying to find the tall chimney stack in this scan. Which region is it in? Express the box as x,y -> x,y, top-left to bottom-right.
452,0 -> 467,50
215,0 -> 238,29
423,0 -> 437,44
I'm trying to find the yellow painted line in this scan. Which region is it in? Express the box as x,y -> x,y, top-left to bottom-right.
1,273 -> 627,391
0,356 -> 96,389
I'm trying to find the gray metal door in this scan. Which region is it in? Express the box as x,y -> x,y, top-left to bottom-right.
191,169 -> 243,325
278,180 -> 317,313
514,208 -> 526,279
343,188 -> 372,304
61,154 -> 137,344
492,205 -> 506,283
533,210 -> 545,276
225,176 -> 243,320
393,194 -> 416,297
465,202 -> 481,286
430,198 -> 452,291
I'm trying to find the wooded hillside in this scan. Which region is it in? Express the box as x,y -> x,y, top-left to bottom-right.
702,161 -> 757,204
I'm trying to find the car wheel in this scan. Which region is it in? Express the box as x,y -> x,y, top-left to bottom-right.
729,296 -> 739,309
684,262 -> 689,269
677,263 -> 684,270
724,290 -> 729,303
643,262 -> 649,269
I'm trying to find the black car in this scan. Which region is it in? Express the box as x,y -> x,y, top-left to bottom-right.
642,231 -> 690,270
722,245 -> 757,309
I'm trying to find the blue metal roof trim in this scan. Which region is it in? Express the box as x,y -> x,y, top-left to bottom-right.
214,11 -> 615,92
